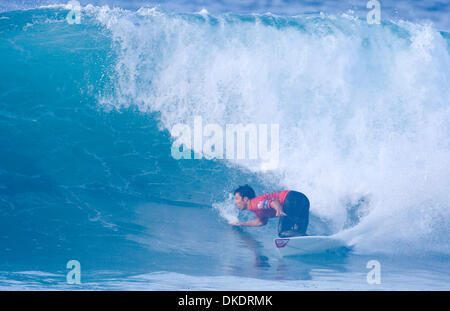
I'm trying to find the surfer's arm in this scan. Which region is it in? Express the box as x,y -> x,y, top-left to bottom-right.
231,217 -> 267,227
270,200 -> 287,217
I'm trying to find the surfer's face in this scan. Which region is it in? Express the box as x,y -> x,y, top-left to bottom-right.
234,193 -> 248,210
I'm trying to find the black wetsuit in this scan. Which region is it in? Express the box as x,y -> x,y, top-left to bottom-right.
278,191 -> 310,238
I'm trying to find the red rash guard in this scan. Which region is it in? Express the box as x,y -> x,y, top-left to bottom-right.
248,190 -> 290,222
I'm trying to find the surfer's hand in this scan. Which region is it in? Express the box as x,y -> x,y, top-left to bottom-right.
276,210 -> 287,217
270,200 -> 286,217
230,222 -> 241,226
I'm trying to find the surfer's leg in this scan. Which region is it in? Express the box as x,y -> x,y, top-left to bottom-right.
294,192 -> 309,235
278,191 -> 309,237
278,192 -> 295,236
278,191 -> 307,237
278,212 -> 295,237
295,199 -> 309,235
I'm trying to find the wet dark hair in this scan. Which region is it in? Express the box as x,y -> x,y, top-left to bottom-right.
233,184 -> 256,200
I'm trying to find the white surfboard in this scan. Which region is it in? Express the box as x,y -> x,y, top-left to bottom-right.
274,235 -> 347,256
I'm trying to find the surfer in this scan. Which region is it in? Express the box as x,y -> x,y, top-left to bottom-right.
231,185 -> 310,238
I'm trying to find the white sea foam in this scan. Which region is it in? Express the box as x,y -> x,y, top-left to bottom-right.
96,9 -> 450,256
212,193 -> 239,224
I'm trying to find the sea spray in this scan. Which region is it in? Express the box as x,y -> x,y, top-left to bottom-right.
96,8 -> 450,256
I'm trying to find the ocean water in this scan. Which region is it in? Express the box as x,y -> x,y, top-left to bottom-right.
0,0 -> 449,290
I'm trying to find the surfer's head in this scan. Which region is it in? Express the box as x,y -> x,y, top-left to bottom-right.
233,185 -> 255,210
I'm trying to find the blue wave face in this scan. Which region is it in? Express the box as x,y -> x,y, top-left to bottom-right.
0,6 -> 449,289
0,7 -> 255,271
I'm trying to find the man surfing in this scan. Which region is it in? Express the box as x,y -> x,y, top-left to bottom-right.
231,185 -> 310,238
